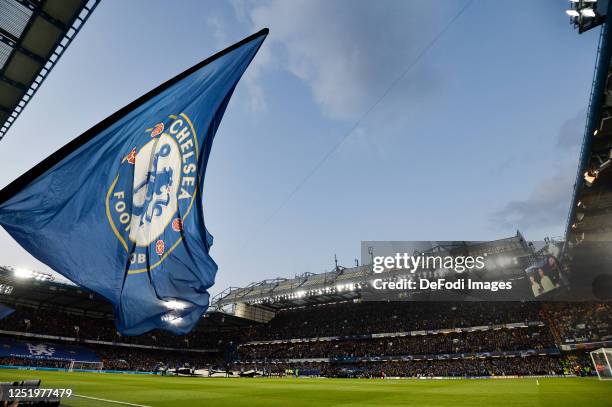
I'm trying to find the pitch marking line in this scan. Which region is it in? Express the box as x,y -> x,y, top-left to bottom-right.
74,394 -> 153,407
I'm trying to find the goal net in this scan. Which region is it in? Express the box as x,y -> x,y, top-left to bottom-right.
68,360 -> 104,372
590,348 -> 612,380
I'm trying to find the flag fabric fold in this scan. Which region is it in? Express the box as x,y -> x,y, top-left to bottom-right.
0,29 -> 268,335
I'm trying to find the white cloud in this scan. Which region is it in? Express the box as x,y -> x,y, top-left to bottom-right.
490,169 -> 574,233
490,111 -> 585,234
234,0 -> 456,120
206,7 -> 271,114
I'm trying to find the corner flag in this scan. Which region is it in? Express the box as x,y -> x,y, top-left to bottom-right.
0,29 -> 268,335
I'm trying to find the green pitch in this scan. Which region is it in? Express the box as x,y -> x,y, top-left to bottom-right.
0,369 -> 610,407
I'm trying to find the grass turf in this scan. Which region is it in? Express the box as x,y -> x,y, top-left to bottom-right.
0,369 -> 610,407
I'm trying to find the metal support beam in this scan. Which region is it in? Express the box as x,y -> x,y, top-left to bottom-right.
0,0 -> 101,141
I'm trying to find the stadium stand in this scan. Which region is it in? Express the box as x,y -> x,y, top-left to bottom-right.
0,305 -> 222,349
544,302 -> 611,343
0,235 -> 609,378
235,357 -> 566,378
240,301 -> 544,340
0,343 -> 216,372
238,326 -> 556,359
225,301 -> 608,378
1,297 -> 610,377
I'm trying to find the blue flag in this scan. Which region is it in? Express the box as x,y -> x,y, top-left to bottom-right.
0,29 -> 268,335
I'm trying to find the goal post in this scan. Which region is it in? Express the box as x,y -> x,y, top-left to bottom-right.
68,360 -> 104,372
590,348 -> 612,380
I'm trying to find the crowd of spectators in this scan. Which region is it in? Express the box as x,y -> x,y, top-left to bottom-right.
0,305 -> 221,349
347,356 -> 564,377
545,303 -> 611,343
0,344 -> 216,372
238,326 -> 555,360
92,345 -> 215,371
3,302 -> 610,349
0,357 -> 70,369
0,352 -> 581,378
560,352 -> 594,376
0,301 -> 610,377
234,355 -> 565,377
245,302 -> 544,340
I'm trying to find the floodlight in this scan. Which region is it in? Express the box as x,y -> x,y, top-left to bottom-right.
164,300 -> 188,310
497,257 -> 511,267
14,268 -> 32,279
581,8 -> 596,17
161,313 -> 183,324
586,151 -> 612,186
566,9 -> 580,17
584,169 -> 599,186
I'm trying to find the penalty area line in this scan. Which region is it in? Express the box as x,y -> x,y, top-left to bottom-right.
74,394 -> 153,407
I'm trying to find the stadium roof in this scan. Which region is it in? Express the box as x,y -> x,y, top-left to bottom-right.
0,0 -> 99,141
0,265 -> 112,316
212,232 -> 536,312
0,266 -> 259,331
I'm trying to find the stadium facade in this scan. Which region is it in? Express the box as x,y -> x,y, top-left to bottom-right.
211,232 -> 539,320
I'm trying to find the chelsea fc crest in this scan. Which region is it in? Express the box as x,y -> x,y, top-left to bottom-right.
106,113 -> 199,274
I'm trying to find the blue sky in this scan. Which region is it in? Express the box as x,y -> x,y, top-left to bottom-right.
0,0 -> 599,294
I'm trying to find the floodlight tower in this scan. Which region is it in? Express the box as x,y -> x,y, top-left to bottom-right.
566,0 -> 608,33
565,0 -> 612,242
562,0 -> 612,301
